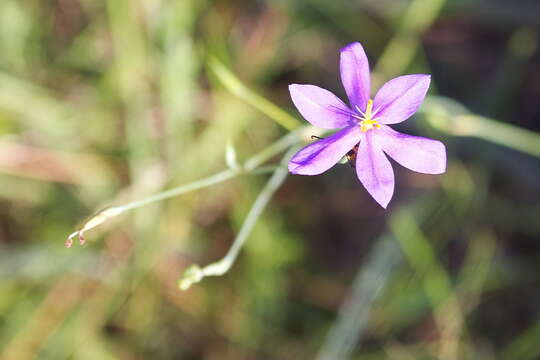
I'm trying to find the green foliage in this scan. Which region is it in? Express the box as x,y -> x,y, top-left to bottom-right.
1,0 -> 539,359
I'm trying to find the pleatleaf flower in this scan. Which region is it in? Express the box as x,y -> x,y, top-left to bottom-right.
288,42 -> 446,208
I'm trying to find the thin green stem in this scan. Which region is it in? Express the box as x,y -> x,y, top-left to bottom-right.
207,56 -> 301,131
65,131 -> 303,247
244,130 -> 303,171
116,170 -> 235,213
249,165 -> 280,175
422,96 -> 540,158
178,148 -> 295,290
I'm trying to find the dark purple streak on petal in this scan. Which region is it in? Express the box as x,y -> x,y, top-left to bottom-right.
288,125 -> 361,175
373,74 -> 431,125
340,42 -> 371,112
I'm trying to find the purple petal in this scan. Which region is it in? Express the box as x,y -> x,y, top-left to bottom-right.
289,84 -> 353,129
373,74 -> 431,124
340,42 -> 371,111
377,125 -> 446,174
356,132 -> 394,208
289,125 -> 361,175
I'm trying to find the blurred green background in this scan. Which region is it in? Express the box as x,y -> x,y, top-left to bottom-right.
1,0 -> 540,359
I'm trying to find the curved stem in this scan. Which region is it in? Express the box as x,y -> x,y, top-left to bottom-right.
178,148 -> 296,290
66,130 -> 304,247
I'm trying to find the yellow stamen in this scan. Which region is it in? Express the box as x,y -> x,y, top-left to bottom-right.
360,119 -> 381,132
358,99 -> 380,132
364,99 -> 374,119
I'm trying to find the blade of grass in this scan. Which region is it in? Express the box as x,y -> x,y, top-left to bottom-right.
316,235 -> 401,360
422,96 -> 540,158
207,56 -> 301,131
317,199 -> 447,360
375,0 -> 447,79
389,210 -> 464,360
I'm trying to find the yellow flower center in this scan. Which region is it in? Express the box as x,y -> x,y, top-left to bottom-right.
354,99 -> 381,133
360,118 -> 380,132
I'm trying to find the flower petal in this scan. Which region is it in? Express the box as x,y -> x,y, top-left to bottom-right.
340,42 -> 371,111
356,132 -> 394,208
289,84 -> 353,129
373,74 -> 431,124
377,125 -> 446,174
289,125 -> 361,175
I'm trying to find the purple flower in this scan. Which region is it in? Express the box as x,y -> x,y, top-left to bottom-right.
288,42 -> 446,208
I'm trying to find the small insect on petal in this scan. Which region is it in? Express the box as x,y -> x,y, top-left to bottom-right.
346,144 -> 359,167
